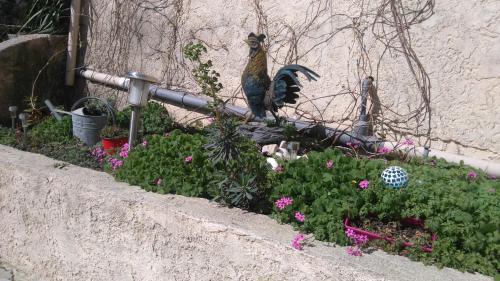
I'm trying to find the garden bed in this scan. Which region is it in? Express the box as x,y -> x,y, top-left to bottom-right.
2,144 -> 493,281
0,104 -> 498,277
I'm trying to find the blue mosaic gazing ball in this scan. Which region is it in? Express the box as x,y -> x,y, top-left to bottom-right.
381,166 -> 409,189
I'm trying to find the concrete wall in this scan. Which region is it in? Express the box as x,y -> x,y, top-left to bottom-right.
81,0 -> 500,162
0,34 -> 68,124
0,145 -> 493,281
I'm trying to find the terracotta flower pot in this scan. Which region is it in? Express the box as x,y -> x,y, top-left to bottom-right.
102,137 -> 128,155
344,217 -> 436,252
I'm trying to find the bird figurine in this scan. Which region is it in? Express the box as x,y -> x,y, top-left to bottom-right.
241,32 -> 320,123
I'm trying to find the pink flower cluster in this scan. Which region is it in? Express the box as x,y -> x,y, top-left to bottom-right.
467,171 -> 477,179
109,158 -> 123,170
294,211 -> 305,222
377,147 -> 392,155
119,143 -> 129,158
345,228 -> 369,256
274,165 -> 284,173
91,147 -> 106,164
345,229 -> 369,245
291,233 -> 306,250
326,160 -> 334,169
346,141 -> 360,149
154,178 -> 162,186
399,139 -> 415,146
184,155 -> 193,163
275,196 -> 293,210
358,179 -> 370,189
346,246 -> 362,256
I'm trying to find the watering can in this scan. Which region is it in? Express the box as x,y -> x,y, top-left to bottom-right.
45,97 -> 116,146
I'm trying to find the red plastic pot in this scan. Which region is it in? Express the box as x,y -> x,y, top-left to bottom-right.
102,137 -> 128,155
344,217 -> 436,252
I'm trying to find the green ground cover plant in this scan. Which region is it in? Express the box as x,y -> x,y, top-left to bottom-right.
269,148 -> 499,276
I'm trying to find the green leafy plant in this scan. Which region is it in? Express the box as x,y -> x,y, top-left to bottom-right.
269,148 -> 499,276
0,127 -> 16,146
218,173 -> 258,208
115,130 -> 217,197
142,102 -> 174,135
29,116 -> 73,146
32,140 -> 101,170
114,102 -> 174,135
184,42 -> 268,209
204,117 -> 244,165
18,0 -> 68,34
183,42 -> 223,106
100,125 -> 128,139
82,100 -> 107,116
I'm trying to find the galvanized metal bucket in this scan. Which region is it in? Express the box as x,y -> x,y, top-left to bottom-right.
71,97 -> 115,146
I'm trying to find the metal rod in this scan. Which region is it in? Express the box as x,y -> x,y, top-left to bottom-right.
354,77 -> 373,137
128,106 -> 141,149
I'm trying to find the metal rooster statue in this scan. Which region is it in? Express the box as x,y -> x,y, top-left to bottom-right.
241,32 -> 320,122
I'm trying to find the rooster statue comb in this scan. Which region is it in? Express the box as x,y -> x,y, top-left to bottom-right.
241,32 -> 320,122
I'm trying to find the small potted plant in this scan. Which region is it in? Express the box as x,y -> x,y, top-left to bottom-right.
100,125 -> 128,154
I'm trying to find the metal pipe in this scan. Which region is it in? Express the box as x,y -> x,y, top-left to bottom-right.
79,69 -> 129,90
354,77 -> 373,137
128,107 -> 141,148
360,77 -> 372,119
65,0 -> 82,86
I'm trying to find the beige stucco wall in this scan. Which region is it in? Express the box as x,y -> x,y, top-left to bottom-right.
0,145 -> 494,281
81,0 -> 500,162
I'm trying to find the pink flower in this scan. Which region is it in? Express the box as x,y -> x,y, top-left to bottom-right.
119,150 -> 128,158
184,155 -> 193,163
345,229 -> 369,245
467,171 -> 477,179
109,158 -> 123,170
358,179 -> 369,189
489,175 -> 497,180
326,160 -> 334,169
119,143 -> 129,158
274,165 -> 284,173
122,143 -> 129,151
346,141 -> 360,149
377,147 -> 391,154
154,178 -> 162,186
275,196 -> 293,210
346,246 -> 362,256
400,139 -> 415,146
142,140 -> 148,147
291,233 -> 306,250
91,147 -> 106,164
294,211 -> 305,222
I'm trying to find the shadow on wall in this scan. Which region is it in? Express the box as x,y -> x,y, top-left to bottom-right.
0,34 -> 70,125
